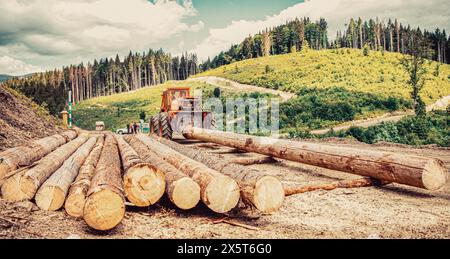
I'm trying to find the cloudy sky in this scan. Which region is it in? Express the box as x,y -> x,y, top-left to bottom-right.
0,0 -> 449,76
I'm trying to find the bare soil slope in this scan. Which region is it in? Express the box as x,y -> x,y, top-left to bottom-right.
0,85 -> 61,151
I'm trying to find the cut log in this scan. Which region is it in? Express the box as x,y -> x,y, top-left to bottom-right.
35,137 -> 98,211
136,135 -> 240,213
284,178 -> 390,196
2,135 -> 89,202
84,135 -> 125,231
230,156 -> 277,166
0,130 -> 78,183
158,138 -> 285,213
185,128 -> 449,191
65,136 -> 105,218
126,136 -> 200,210
115,135 -> 165,207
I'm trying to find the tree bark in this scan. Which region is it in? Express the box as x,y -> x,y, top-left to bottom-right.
1,135 -> 88,202
126,136 -> 200,210
230,156 -> 278,166
0,130 -> 78,183
35,137 -> 98,211
115,135 -> 165,207
157,138 -> 284,213
65,136 -> 105,218
284,178 -> 389,196
83,135 -> 125,231
184,129 -> 448,191
136,135 -> 240,213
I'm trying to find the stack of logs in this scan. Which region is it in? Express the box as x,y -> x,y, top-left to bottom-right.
0,128 -> 448,231
0,130 -> 286,231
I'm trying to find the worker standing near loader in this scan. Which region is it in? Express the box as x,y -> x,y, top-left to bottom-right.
133,122 -> 138,134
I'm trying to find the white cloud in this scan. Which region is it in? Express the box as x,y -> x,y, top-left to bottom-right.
0,56 -> 42,76
0,0 -> 203,73
193,0 -> 450,60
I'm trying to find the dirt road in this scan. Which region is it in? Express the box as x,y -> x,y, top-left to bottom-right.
312,94 -> 450,135
1,136 -> 449,239
190,76 -> 296,102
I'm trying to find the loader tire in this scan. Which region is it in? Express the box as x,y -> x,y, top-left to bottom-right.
159,113 -> 173,140
150,116 -> 159,135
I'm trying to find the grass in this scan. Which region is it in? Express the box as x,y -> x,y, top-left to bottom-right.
196,48 -> 450,105
73,81 -> 215,131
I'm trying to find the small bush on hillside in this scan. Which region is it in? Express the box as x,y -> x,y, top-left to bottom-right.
363,44 -> 370,56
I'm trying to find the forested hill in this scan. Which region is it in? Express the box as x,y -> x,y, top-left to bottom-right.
201,17 -> 449,70
2,50 -> 199,115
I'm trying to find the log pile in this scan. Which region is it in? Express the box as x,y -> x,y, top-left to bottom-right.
0,127 -> 447,233
184,128 -> 449,191
84,135 -> 125,231
0,130 -> 78,186
115,135 -> 165,207
136,135 -> 240,214
126,137 -> 201,210
156,137 -> 285,213
65,136 -> 105,218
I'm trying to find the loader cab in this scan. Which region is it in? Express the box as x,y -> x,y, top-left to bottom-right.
161,87 -> 191,112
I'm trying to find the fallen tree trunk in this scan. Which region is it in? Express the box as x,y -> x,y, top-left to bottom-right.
115,135 -> 165,207
157,138 -> 285,213
185,129 -> 448,190
126,136 -> 200,210
2,135 -> 89,202
84,135 -> 125,231
35,137 -> 98,211
136,135 -> 240,214
65,136 -> 105,218
284,178 -> 389,196
0,130 -> 78,183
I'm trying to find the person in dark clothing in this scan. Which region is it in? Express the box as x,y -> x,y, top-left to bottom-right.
133,122 -> 138,134
126,124 -> 130,134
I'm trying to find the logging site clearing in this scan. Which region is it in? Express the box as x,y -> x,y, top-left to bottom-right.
0,127 -> 449,239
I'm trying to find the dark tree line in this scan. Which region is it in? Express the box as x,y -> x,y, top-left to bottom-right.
334,18 -> 448,64
201,18 -> 328,70
3,49 -> 198,115
202,17 -> 449,70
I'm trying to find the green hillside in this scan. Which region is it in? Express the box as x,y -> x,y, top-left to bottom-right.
73,81 -> 215,131
196,48 -> 450,105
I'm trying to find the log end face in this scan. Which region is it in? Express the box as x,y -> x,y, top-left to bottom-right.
124,164 -> 166,207
171,178 -> 201,210
84,189 -> 125,231
65,193 -> 86,218
254,176 -> 285,213
19,176 -> 37,200
35,186 -> 66,211
204,176 -> 240,214
0,163 -> 11,180
422,160 -> 449,191
1,174 -> 29,202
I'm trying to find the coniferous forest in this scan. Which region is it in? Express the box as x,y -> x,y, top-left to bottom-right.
3,50 -> 198,115
2,17 -> 449,116
201,17 -> 449,70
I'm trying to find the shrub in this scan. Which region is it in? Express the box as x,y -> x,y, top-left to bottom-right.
363,44 -> 370,56
213,87 -> 221,97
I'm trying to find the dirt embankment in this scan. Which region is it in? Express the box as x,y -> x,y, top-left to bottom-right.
0,85 -> 62,151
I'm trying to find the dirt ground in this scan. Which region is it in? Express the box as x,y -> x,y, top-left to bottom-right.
0,85 -> 62,151
1,137 -> 449,239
